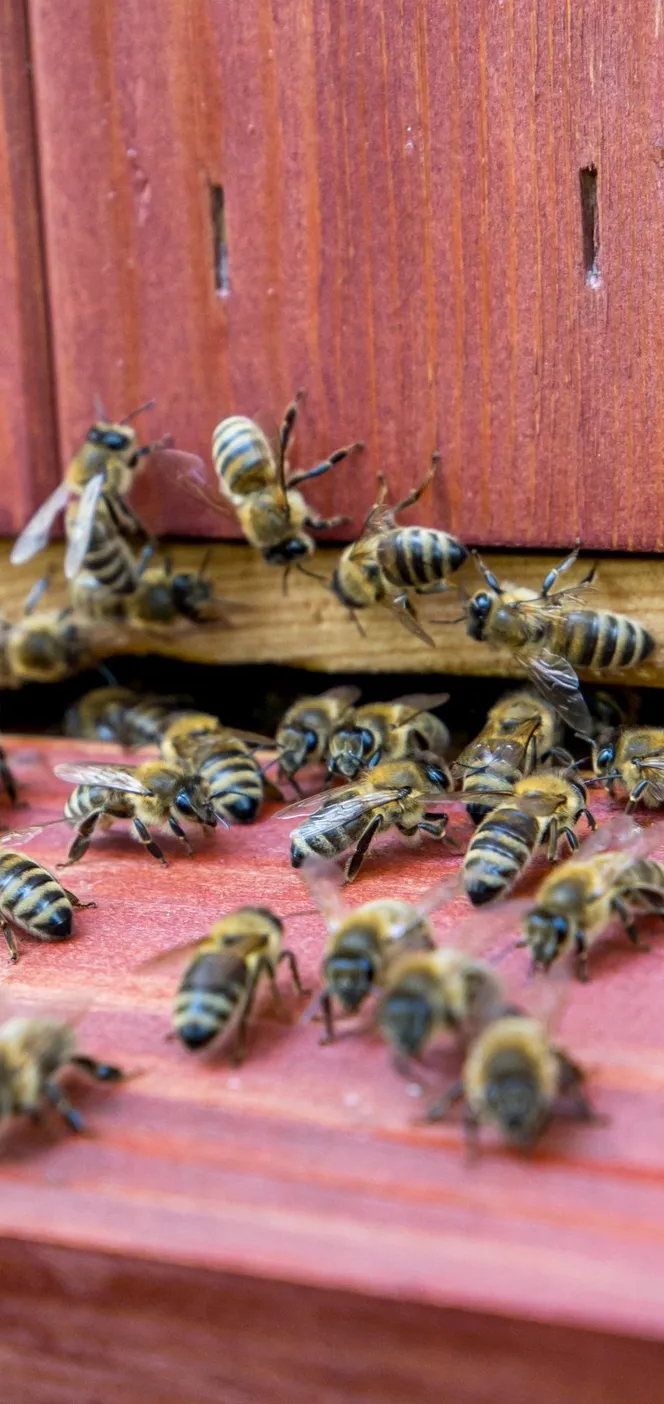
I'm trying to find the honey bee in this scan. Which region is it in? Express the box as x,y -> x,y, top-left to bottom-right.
209,395 -> 362,572
0,1015 -> 123,1136
464,549 -> 655,736
593,726 -> 664,813
378,947 -> 504,1068
53,760 -> 218,866
424,1007 -> 597,1152
300,858 -> 447,1041
271,685 -> 361,791
286,755 -> 453,881
590,689 -> 640,750
145,906 -> 307,1059
0,826 -> 95,962
327,692 -> 450,781
521,817 -> 664,980
462,769 -> 596,906
331,456 -> 467,643
64,686 -> 143,742
10,402 -> 161,581
160,714 -> 267,825
1,579 -> 97,687
454,689 -> 565,827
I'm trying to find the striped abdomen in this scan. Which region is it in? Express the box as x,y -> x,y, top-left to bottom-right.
123,703 -> 174,747
196,739 -> 263,824
378,528 -> 467,589
0,852 -> 72,941
174,949 -> 248,1049
462,759 -> 526,827
290,804 -> 375,867
619,858 -> 664,909
64,785 -> 128,823
547,610 -> 655,671
66,500 -> 137,595
463,807 -> 543,906
211,416 -> 273,498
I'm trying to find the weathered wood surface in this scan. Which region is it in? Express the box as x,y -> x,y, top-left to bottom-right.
25,0 -> 664,548
0,0 -> 57,533
2,737 -> 664,1352
2,1241 -> 664,1404
4,539 -> 664,681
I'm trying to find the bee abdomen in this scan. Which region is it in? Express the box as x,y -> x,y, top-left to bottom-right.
290,815 -> 361,867
64,785 -> 110,822
84,533 -> 137,594
552,610 -> 655,671
464,808 -> 540,906
175,951 -> 248,1049
378,528 -> 467,588
197,746 -> 264,824
0,855 -> 72,941
212,416 -> 271,497
623,858 -> 664,899
462,761 -> 524,825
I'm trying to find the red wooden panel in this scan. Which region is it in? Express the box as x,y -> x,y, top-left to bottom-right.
1,1240 -> 664,1404
3,736 -> 664,1342
0,0 -> 57,531
26,0 -> 664,549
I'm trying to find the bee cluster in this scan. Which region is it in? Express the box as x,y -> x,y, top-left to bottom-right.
0,395 -> 659,1154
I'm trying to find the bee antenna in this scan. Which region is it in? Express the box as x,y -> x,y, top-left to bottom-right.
93,392 -> 105,419
120,399 -> 156,425
199,545 -> 213,577
296,562 -> 330,585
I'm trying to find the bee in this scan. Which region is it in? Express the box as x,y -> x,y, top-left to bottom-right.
465,548 -> 655,736
53,760 -> 218,866
521,817 -> 664,980
453,689 -> 565,827
331,456 -> 467,643
462,769 -> 596,907
160,714 -> 267,825
209,394 -> 362,572
593,726 -> 664,813
300,859 -> 446,1041
271,685 -> 361,791
378,949 -> 504,1069
10,402 -> 161,581
0,826 -> 95,962
590,689 -> 640,750
286,755 -> 453,881
0,1016 -> 123,1136
327,692 -> 450,781
0,747 -> 18,806
64,686 -> 143,742
145,906 -> 307,1059
424,1007 -> 597,1153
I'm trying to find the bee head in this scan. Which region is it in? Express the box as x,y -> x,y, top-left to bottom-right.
595,741 -> 616,774
467,589 -> 495,641
279,725 -> 318,778
325,932 -> 378,1012
378,987 -> 433,1059
486,1066 -> 545,1147
328,727 -> 374,779
87,422 -> 134,454
175,780 -> 217,828
525,909 -> 570,972
171,571 -> 215,622
263,537 -> 311,566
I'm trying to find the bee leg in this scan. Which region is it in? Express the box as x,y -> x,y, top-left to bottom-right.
277,947 -> 312,996
229,957 -> 274,1063
57,811 -> 103,868
546,819 -> 560,862
581,807 -> 598,830
0,747 -> 17,805
131,818 -> 168,865
289,440 -> 364,488
390,453 -> 439,516
167,816 -> 194,857
424,1078 -> 465,1123
317,991 -> 336,1045
561,827 -> 580,855
43,1082 -> 85,1133
574,932 -> 590,981
625,779 -> 649,814
277,393 -> 301,472
61,889 -> 96,911
69,1055 -> 124,1082
611,897 -> 651,952
345,815 -> 383,881
0,917 -> 19,963
540,546 -> 581,598
416,814 -> 448,839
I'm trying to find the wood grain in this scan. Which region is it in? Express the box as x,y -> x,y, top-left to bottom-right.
24,0 -> 664,549
2,737 -> 664,1349
2,1242 -> 664,1404
5,540 -> 664,681
0,0 -> 58,533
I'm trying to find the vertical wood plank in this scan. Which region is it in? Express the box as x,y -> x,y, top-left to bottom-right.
26,0 -> 664,548
0,0 -> 57,533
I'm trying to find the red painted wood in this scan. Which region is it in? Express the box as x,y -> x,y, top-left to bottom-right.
2,735 -> 664,1347
25,0 -> 664,548
1,1240 -> 663,1404
0,0 -> 58,532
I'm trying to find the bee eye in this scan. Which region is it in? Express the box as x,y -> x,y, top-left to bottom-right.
359,729 -> 374,753
597,745 -> 615,767
102,430 -> 130,450
473,592 -> 492,616
425,764 -> 448,787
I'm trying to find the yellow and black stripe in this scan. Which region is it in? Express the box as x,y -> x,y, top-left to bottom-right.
378,527 -> 467,590
549,610 -> 655,671
194,736 -> 264,824
212,416 -> 272,497
0,852 -> 72,942
174,949 -> 248,1049
463,807 -> 542,906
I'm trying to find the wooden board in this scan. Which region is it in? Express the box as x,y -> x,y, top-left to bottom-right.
4,540 -> 664,683
0,0 -> 58,533
2,735 -> 664,1350
25,0 -> 664,549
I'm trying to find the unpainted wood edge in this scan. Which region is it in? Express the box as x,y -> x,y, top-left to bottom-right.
2,539 -> 664,682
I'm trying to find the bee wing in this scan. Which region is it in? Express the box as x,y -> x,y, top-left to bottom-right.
0,821 -> 61,847
299,858 -> 347,929
53,762 -> 150,795
383,600 -> 435,647
289,791 -> 403,831
522,649 -> 593,737
176,457 -> 235,519
388,691 -> 450,723
276,780 -> 364,819
633,755 -> 664,802
576,813 -> 660,862
455,737 -> 529,773
64,474 -> 105,579
10,482 -> 72,564
137,935 -> 206,972
318,685 -> 362,708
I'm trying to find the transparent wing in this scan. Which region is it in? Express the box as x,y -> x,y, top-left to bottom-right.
277,780 -> 369,819
319,685 -> 362,708
138,935 -> 207,972
53,762 -> 149,795
572,813 -> 659,863
384,599 -> 435,647
454,736 -> 530,774
64,474 -> 105,579
388,691 -> 450,721
299,858 -> 347,929
10,482 -> 71,564
290,791 -> 401,833
522,649 -> 593,736
176,458 -> 235,520
0,822 -> 61,847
